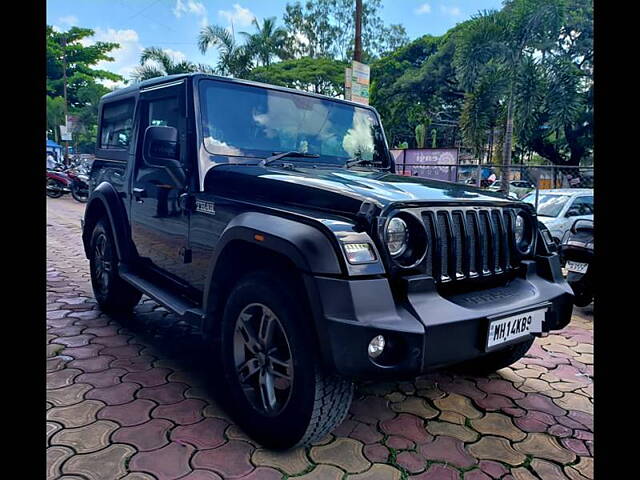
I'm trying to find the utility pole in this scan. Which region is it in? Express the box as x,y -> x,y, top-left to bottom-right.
354,0 -> 363,62
61,35 -> 69,166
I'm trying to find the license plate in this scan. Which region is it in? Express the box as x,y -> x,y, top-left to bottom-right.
566,261 -> 588,274
486,308 -> 546,350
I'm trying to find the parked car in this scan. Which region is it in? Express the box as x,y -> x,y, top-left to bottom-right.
560,219 -> 594,307
521,189 -> 593,244
82,73 -> 573,449
487,180 -> 535,199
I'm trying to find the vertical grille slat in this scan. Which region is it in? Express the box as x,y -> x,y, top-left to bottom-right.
452,212 -> 465,278
419,207 -> 518,283
465,212 -> 478,276
436,212 -> 450,281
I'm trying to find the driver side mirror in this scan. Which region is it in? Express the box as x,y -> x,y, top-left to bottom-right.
143,126 -> 180,168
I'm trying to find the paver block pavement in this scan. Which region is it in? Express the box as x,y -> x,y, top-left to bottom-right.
46,197 -> 594,480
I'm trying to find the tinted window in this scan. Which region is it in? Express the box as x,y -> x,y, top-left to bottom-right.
149,97 -> 179,129
199,80 -> 388,166
100,99 -> 135,149
571,196 -> 594,215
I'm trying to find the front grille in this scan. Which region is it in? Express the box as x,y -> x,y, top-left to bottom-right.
419,207 -> 519,283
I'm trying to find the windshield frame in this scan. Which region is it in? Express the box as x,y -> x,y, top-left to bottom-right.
193,75 -> 392,174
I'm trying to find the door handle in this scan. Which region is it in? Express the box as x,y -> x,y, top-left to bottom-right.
133,187 -> 146,202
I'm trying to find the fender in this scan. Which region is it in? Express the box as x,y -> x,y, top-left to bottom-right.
82,182 -> 134,262
202,211 -> 344,315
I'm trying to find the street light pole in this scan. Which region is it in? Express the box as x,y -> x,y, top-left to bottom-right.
354,0 -> 362,62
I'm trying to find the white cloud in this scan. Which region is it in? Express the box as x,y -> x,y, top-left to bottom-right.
415,3 -> 431,15
218,4 -> 255,28
173,0 -> 208,26
440,5 -> 462,16
81,28 -> 144,89
58,15 -> 78,26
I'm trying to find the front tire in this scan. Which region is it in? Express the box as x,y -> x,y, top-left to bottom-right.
46,178 -> 65,198
89,219 -> 142,313
219,270 -> 353,449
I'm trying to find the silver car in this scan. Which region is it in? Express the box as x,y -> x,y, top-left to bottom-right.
522,188 -> 594,244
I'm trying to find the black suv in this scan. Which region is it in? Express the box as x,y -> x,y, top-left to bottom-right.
82,73 -> 573,449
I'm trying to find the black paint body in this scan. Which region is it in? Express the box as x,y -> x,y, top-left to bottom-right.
82,74 -> 574,378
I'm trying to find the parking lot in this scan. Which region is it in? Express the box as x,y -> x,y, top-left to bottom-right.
47,196 -> 593,480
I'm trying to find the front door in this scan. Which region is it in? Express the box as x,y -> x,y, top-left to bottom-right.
130,81 -> 191,282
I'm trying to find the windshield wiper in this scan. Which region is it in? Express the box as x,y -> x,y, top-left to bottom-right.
345,157 -> 385,169
260,151 -> 320,167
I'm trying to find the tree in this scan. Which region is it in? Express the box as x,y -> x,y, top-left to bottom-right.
131,47 -> 213,82
198,25 -> 252,77
282,0 -> 408,61
47,25 -> 123,153
240,17 -> 290,67
47,26 -> 122,106
248,57 -> 347,96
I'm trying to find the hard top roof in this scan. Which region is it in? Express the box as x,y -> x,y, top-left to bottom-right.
100,72 -> 377,111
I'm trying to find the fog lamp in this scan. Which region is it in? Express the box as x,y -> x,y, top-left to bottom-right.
368,335 -> 386,358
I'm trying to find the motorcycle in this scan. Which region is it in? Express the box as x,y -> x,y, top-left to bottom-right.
66,167 -> 90,203
46,166 -> 71,199
560,218 -> 594,307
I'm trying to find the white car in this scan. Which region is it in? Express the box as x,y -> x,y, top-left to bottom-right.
521,188 -> 594,244
487,180 -> 535,199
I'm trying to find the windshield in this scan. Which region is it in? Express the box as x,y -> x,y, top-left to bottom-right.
199,79 -> 389,167
522,193 -> 570,217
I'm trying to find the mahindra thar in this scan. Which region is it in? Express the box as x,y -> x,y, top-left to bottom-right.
82,73 -> 573,449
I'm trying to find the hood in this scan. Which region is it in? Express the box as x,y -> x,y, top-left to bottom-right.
203,164 -> 516,217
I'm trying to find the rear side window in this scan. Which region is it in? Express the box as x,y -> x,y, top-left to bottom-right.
572,196 -> 594,215
100,99 -> 135,149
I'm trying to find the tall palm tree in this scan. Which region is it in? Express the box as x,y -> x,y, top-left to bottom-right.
198,25 -> 251,78
131,47 -> 213,83
240,17 -> 289,67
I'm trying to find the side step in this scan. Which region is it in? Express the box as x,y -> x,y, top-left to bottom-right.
119,266 -> 204,330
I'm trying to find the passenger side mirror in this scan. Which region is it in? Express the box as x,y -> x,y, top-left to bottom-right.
143,126 -> 180,168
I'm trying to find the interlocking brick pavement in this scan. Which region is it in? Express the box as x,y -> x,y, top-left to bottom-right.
47,197 -> 594,479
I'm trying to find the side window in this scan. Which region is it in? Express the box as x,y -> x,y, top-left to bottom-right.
100,99 -> 135,149
148,96 -> 180,129
572,196 -> 594,215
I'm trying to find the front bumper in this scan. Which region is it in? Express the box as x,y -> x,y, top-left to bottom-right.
308,255 -> 573,379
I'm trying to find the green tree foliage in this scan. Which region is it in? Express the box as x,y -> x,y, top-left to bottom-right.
415,123 -> 426,148
198,24 -> 253,77
240,17 -> 290,67
46,26 -> 122,152
131,47 -> 213,82
47,26 -> 122,106
283,0 -> 408,61
370,0 -> 592,168
247,57 -> 348,96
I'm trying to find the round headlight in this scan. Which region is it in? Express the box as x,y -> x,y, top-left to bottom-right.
386,217 -> 408,257
513,211 -> 533,253
515,214 -> 525,244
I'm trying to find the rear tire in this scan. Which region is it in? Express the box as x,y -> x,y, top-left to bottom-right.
457,338 -> 534,376
89,219 -> 142,313
218,270 -> 353,449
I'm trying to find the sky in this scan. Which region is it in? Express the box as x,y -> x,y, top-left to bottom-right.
47,0 -> 504,87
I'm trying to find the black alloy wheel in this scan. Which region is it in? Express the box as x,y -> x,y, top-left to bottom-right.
89,220 -> 142,312
233,303 -> 294,416
219,270 -> 354,449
